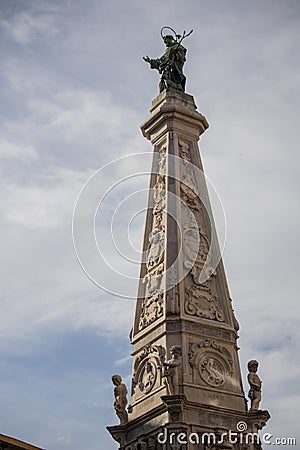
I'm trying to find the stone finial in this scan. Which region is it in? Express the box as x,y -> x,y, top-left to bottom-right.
163,345 -> 182,395
247,360 -> 262,412
112,374 -> 128,425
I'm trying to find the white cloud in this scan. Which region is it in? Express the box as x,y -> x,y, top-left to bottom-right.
0,9 -> 59,44
114,355 -> 132,367
43,90 -> 139,142
0,138 -> 37,161
0,163 -> 137,348
1,168 -> 90,229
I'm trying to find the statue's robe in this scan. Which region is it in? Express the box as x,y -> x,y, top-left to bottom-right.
150,43 -> 187,92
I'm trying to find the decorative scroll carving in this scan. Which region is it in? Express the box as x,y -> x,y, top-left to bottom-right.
132,345 -> 165,396
185,285 -> 224,322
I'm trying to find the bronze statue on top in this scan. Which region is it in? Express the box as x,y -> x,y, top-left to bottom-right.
143,27 -> 193,93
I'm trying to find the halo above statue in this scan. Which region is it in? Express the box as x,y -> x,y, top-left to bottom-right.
160,26 -> 193,44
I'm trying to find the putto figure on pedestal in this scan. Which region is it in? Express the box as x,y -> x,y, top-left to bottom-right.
247,360 -> 262,411
143,27 -> 193,93
162,345 -> 182,395
112,374 -> 128,425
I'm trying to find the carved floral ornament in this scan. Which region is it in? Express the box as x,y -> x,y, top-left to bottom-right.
189,339 -> 233,388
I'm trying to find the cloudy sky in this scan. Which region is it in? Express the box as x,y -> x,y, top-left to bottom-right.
0,0 -> 299,449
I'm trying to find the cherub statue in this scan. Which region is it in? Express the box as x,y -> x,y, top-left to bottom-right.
163,345 -> 182,395
247,360 -> 262,411
143,27 -> 193,93
112,374 -> 128,425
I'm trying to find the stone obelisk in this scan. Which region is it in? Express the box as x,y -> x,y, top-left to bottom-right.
107,29 -> 270,450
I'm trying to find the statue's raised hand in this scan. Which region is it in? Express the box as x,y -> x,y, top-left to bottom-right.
143,56 -> 151,63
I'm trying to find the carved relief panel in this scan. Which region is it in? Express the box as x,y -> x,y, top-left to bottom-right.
189,339 -> 233,389
182,219 -> 223,322
179,139 -> 201,211
131,345 -> 166,399
185,285 -> 224,322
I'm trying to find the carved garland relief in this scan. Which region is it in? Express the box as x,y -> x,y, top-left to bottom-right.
139,144 -> 167,331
